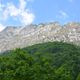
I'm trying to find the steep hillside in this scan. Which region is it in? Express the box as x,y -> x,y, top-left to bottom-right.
0,42 -> 80,80
0,22 -> 80,53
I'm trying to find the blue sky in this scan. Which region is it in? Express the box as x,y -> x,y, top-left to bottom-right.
0,0 -> 80,31
32,0 -> 80,24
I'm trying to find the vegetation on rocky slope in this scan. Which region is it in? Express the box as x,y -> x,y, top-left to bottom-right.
0,42 -> 80,80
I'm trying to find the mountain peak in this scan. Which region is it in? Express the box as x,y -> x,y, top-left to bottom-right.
0,22 -> 80,53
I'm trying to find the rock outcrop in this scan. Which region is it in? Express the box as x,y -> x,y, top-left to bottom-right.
0,22 -> 80,53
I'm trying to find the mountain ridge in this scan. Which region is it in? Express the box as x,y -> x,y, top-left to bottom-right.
0,22 -> 80,53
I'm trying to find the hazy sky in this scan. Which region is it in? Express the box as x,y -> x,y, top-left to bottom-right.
0,0 -> 80,31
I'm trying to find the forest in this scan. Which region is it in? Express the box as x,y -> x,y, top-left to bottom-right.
0,41 -> 80,80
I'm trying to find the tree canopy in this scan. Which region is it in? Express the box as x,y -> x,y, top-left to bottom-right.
0,42 -> 80,80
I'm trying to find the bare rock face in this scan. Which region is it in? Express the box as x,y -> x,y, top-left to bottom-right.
0,22 -> 80,53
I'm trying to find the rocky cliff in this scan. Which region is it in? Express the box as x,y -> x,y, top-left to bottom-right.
0,22 -> 80,53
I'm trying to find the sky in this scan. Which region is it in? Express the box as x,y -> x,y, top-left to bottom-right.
0,0 -> 80,31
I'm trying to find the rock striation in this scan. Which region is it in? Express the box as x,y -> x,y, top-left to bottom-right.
0,22 -> 80,53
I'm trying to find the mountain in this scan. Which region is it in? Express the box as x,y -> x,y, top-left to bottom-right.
0,22 -> 80,53
0,42 -> 80,80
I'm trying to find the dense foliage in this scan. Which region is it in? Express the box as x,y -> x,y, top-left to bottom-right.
0,42 -> 80,80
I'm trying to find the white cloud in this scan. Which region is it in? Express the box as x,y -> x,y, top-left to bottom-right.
59,10 -> 69,19
68,0 -> 74,3
20,11 -> 35,25
19,0 -> 26,10
57,10 -> 69,19
0,0 -> 35,25
0,24 -> 5,32
27,0 -> 34,2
